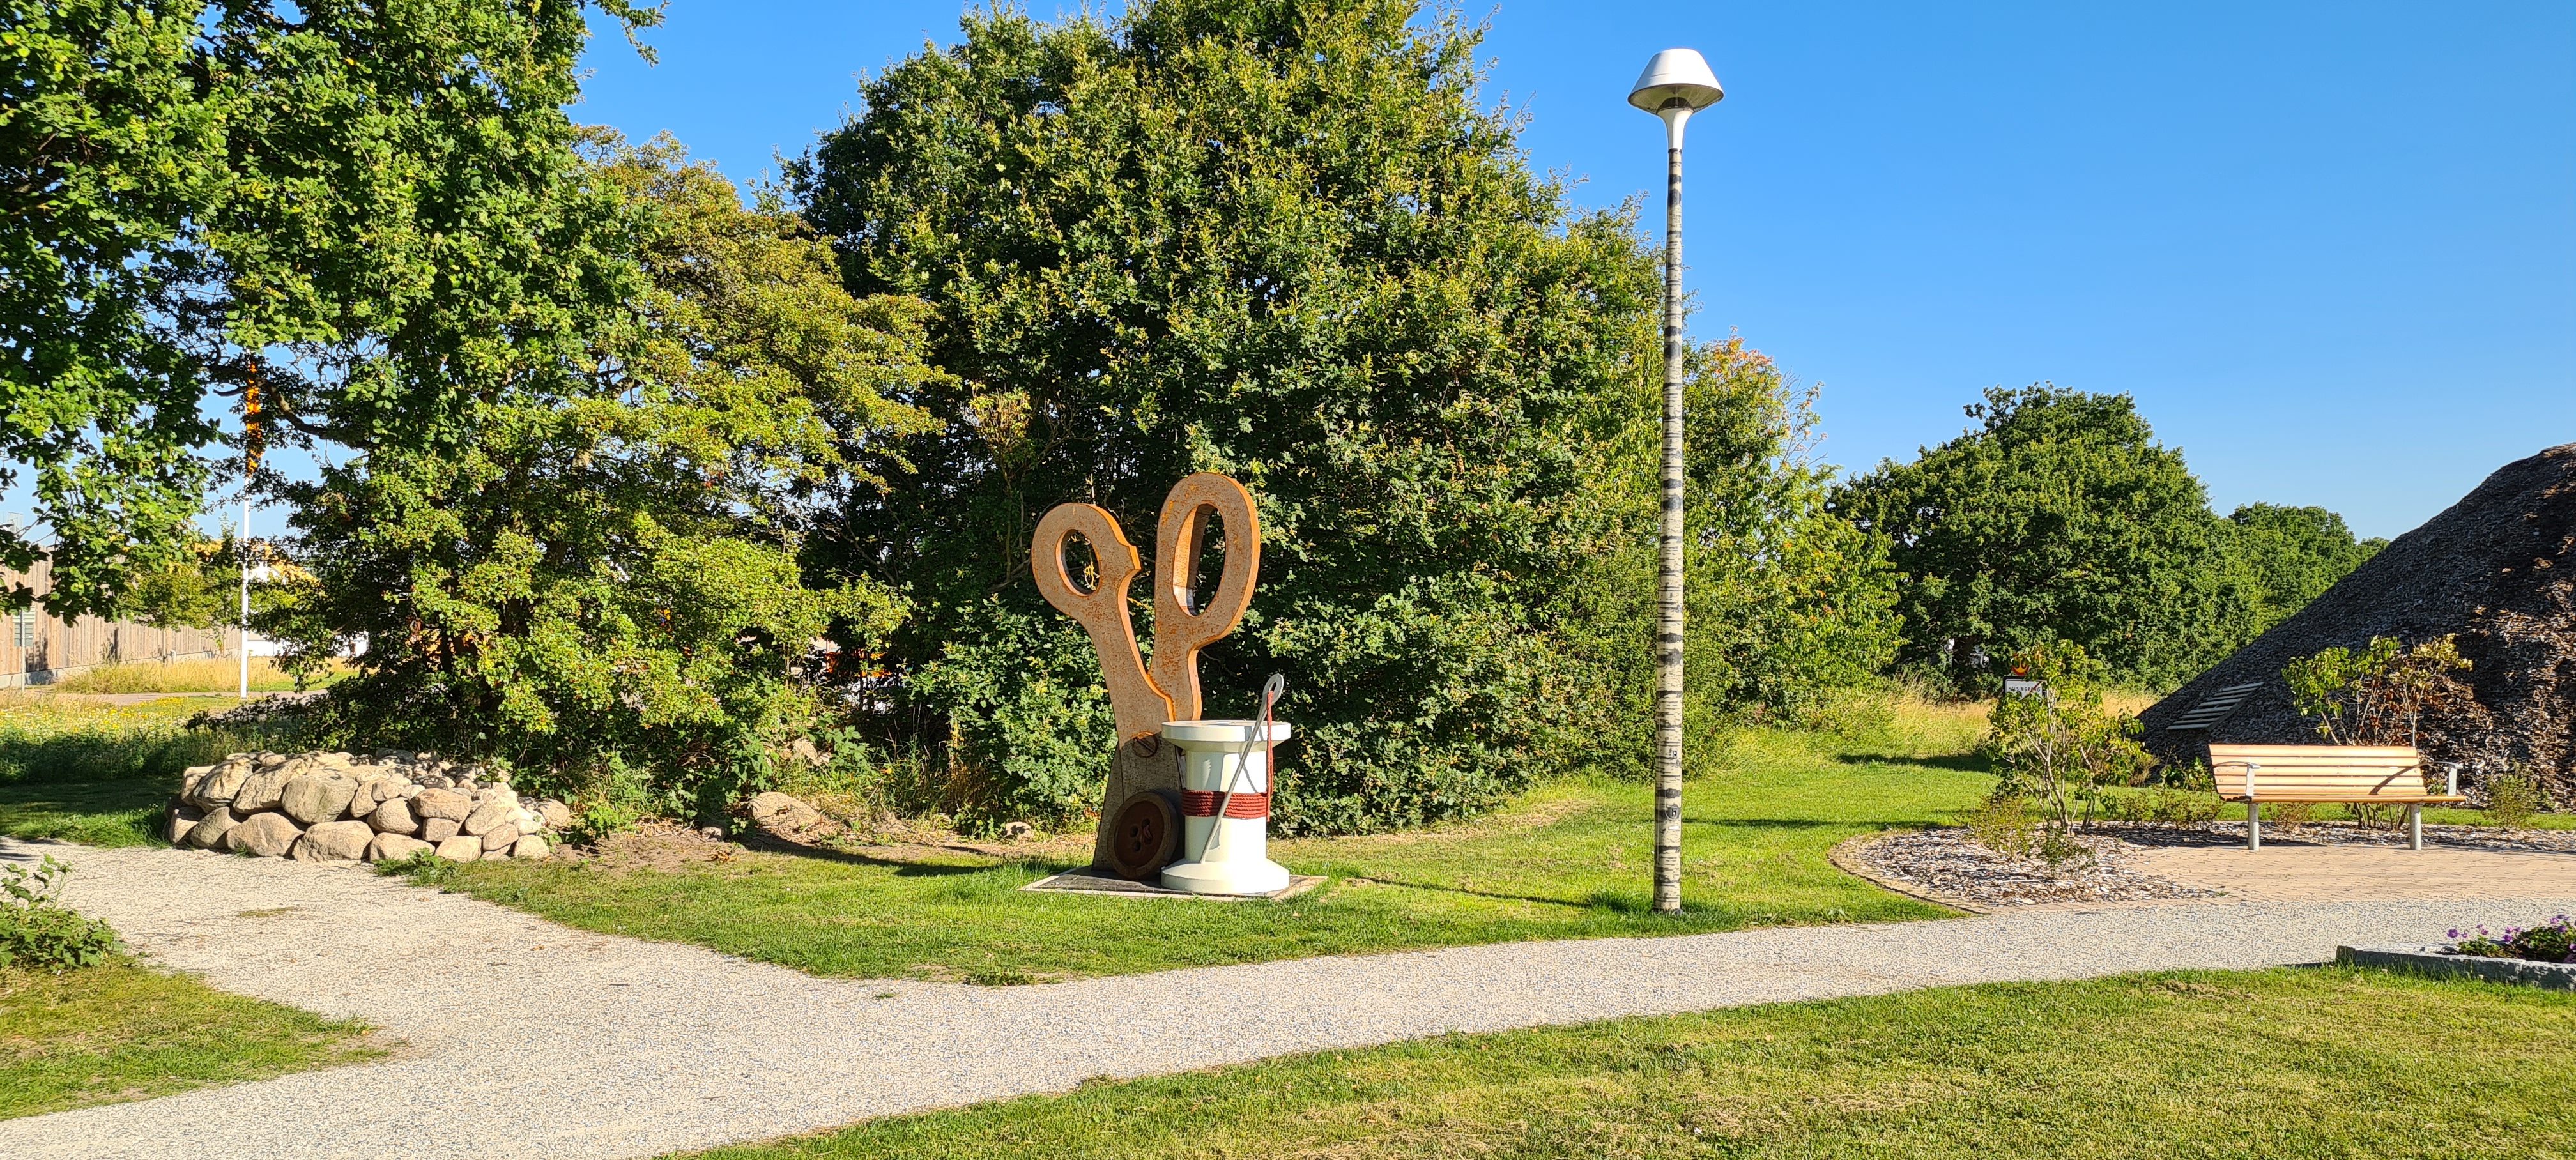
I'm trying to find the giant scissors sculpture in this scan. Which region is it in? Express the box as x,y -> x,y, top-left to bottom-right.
1030,473 -> 1261,873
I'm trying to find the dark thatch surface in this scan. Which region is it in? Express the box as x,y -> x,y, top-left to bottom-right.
2140,443 -> 2576,804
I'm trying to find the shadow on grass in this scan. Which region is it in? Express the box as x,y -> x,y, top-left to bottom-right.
730,833 -> 1061,879
1832,752 -> 1989,774
1683,818 -> 1932,831
0,778 -> 168,846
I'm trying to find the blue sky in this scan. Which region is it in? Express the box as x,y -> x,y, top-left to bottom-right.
565,0 -> 2575,540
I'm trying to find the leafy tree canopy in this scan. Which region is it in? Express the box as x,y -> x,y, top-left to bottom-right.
1558,340 -> 1901,759
267,137 -> 944,818
1836,385 -> 2249,689
0,0 -> 657,617
2226,502 -> 2385,636
793,0 -> 1669,832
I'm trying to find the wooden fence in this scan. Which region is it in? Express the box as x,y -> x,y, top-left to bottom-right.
2,561 -> 239,687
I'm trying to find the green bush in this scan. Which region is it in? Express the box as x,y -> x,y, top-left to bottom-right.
2484,771 -> 2546,830
266,141 -> 939,823
1964,791 -> 2038,859
2097,786 -> 2223,826
0,856 -> 121,971
1979,641 -> 2149,832
1837,387 -> 2259,691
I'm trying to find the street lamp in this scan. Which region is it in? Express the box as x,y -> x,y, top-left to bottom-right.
1630,48 -> 1722,915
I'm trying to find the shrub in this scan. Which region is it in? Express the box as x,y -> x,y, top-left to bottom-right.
266,139 -> 939,823
1964,792 -> 2038,860
2283,635 -> 2476,749
1979,641 -> 2149,834
2097,787 -> 2223,826
1835,386 -> 2262,691
2483,771 -> 2546,830
0,855 -> 121,971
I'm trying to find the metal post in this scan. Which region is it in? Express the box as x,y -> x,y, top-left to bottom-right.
2246,800 -> 2260,851
2409,804 -> 2423,851
1652,113 -> 1689,915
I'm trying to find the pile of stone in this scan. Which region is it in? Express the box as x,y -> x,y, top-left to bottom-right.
2143,442 -> 2575,802
168,751 -> 572,864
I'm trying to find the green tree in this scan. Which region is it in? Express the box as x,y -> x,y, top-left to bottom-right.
266,138 -> 944,818
1836,385 -> 2252,689
2223,503 -> 2384,634
0,0 -> 657,618
792,0 -> 1666,833
1560,340 -> 1901,760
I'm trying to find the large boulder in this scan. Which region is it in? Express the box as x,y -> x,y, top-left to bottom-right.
183,807 -> 240,850
413,788 -> 473,822
168,804 -> 204,845
532,798 -> 573,829
296,820 -> 376,862
461,799 -> 515,837
368,797 -> 420,835
433,836 -> 482,862
183,760 -> 252,809
749,791 -> 825,836
510,834 -> 550,860
226,811 -> 304,857
421,816 -> 461,843
280,773 -> 362,825
229,764 -> 296,814
368,833 -> 433,863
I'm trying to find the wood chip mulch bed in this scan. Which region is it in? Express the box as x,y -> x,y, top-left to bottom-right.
2113,821 -> 2576,855
1848,828 -> 2225,909
1851,821 -> 2576,910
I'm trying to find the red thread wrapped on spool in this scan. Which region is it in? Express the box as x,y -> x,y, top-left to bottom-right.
1180,790 -> 1271,819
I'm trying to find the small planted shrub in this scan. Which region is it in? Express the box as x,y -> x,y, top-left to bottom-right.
2483,771 -> 2545,830
2446,915 -> 2575,964
1980,641 -> 2148,836
2098,787 -> 2223,826
0,855 -> 122,971
1965,792 -> 2039,860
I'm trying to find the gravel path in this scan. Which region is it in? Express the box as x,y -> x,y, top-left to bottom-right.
8,836 -> 2573,1160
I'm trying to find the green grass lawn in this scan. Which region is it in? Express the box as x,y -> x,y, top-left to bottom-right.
0,694 -> 300,849
0,959 -> 387,1120
679,966 -> 2576,1159
389,703 -> 1997,983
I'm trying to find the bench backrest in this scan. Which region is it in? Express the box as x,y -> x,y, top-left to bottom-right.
2205,744 -> 2428,799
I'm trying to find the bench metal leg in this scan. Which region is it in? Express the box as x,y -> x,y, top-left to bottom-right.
2409,804 -> 2423,850
2246,800 -> 2260,851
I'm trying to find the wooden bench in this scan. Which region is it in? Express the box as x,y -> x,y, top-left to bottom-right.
2207,744 -> 2465,851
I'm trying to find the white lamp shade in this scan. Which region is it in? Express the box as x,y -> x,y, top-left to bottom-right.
1627,47 -> 1724,114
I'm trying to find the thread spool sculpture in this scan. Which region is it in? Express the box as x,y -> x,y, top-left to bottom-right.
1031,473 -> 1286,890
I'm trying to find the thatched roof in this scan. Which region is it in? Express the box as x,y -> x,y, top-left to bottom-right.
2140,443 -> 2576,800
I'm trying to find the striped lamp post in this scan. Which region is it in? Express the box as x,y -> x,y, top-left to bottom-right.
1629,49 -> 1723,914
